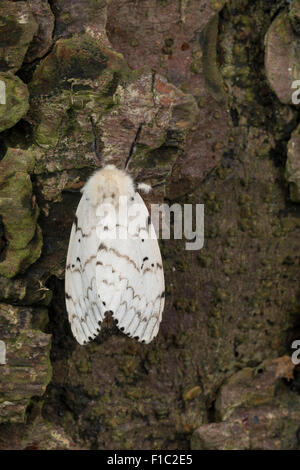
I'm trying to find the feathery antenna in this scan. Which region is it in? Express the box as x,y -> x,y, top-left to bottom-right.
90,115 -> 102,165
125,122 -> 144,170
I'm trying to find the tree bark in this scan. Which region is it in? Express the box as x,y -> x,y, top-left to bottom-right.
0,0 -> 299,450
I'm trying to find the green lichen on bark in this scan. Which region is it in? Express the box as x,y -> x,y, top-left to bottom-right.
0,73 -> 29,132
289,0 -> 300,34
286,123 -> 300,202
0,0 -> 38,72
0,303 -> 52,425
0,147 -> 42,278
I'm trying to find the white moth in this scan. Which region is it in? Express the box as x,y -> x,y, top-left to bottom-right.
65,165 -> 165,345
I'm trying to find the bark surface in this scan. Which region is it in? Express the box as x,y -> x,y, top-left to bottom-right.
0,0 -> 299,450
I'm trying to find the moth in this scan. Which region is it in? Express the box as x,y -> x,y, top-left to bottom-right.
65,164 -> 165,345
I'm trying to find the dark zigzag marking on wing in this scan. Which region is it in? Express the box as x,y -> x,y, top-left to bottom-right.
130,294 -> 162,338
99,278 -> 142,303
72,221 -> 129,238
69,267 -> 162,315
126,310 -> 140,333
123,308 -> 157,341
67,297 -> 101,329
97,264 -> 160,308
66,256 -> 98,278
97,259 -> 161,310
67,294 -> 102,322
143,268 -> 152,275
73,219 -> 149,239
96,261 -> 162,298
96,261 -> 141,302
133,302 -> 161,342
66,284 -> 103,337
68,258 -> 163,275
82,254 -> 97,270
132,313 -> 158,340
142,262 -> 163,274
67,297 -> 94,340
66,270 -> 96,338
133,290 -> 163,340
66,255 -> 108,341
118,293 -> 162,325
72,215 -> 97,238
149,317 -> 160,340
78,312 -> 94,339
67,249 -> 163,341
67,274 -> 99,315
98,243 -> 139,271
132,317 -> 148,336
117,274 -> 142,302
96,261 -> 146,320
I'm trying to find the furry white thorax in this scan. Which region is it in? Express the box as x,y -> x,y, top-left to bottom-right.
83,165 -> 135,207
82,165 -> 151,207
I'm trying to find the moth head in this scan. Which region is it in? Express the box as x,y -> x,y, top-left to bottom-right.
83,164 -> 135,207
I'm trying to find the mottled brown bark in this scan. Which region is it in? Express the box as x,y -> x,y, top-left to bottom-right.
0,0 -> 299,450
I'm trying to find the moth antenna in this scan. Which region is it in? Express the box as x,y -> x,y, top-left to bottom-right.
151,181 -> 167,188
124,122 -> 144,171
90,115 -> 102,165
